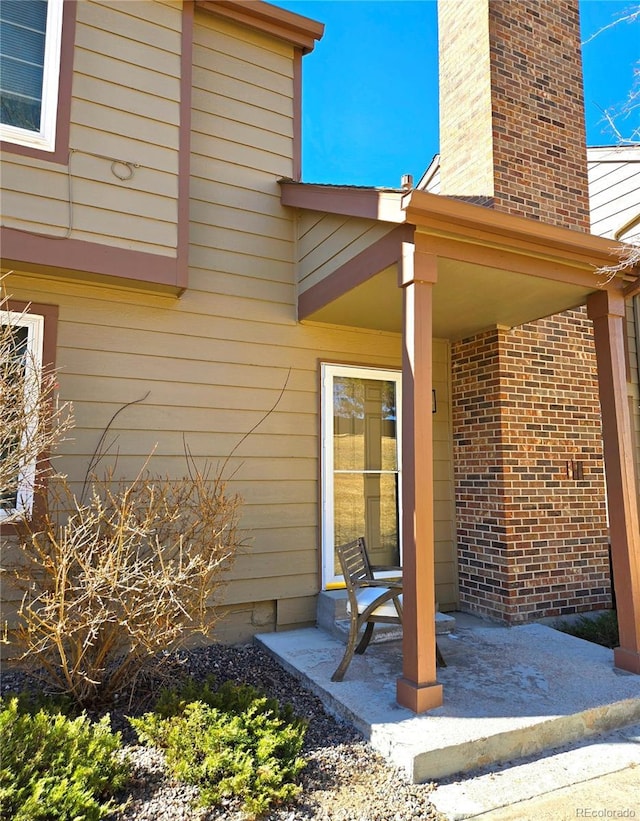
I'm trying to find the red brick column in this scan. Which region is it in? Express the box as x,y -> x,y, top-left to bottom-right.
452,309 -> 611,623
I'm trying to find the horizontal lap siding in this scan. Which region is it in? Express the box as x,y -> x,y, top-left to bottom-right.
4,8 -> 459,630
0,0 -> 181,256
297,212 -> 396,293
188,11 -> 403,609
589,158 -> 640,239
588,149 -> 640,494
3,10 -> 404,626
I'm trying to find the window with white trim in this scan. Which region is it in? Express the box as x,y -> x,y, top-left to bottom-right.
0,0 -> 64,152
0,310 -> 45,521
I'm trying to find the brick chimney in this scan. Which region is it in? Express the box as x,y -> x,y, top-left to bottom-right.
438,0 -> 611,625
438,0 -> 590,230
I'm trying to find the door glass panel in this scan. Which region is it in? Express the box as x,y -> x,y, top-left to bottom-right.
332,376 -> 400,569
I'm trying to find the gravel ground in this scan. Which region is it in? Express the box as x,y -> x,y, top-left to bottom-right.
2,642 -> 444,821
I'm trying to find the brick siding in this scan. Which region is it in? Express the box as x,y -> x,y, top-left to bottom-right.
488,0 -> 590,229
439,0 -> 590,231
452,309 -> 611,623
439,0 -> 609,622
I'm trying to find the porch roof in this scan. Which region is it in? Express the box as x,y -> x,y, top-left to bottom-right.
280,181 -> 634,339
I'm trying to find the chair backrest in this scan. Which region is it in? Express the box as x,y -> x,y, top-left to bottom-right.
335,538 -> 373,590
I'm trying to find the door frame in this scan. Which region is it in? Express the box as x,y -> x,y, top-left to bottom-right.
320,362 -> 403,588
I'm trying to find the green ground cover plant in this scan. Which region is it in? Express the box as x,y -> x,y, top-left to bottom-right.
0,696 -> 129,821
130,678 -> 308,819
556,610 -> 619,648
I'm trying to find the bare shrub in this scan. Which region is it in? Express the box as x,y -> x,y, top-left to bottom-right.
1,284 -> 72,523
11,458 -> 242,708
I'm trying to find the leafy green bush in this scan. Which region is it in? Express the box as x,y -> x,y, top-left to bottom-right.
0,697 -> 129,821
556,610 -> 619,648
130,678 -> 307,819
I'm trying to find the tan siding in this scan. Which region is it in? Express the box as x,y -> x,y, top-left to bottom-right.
2,7 -> 460,631
298,215 -> 397,293
6,262 -> 402,618
0,0 -> 181,256
277,595 -> 317,628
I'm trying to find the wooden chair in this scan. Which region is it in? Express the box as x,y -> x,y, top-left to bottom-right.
331,537 -> 445,682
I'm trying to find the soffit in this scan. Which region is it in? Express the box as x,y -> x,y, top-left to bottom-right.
302,258 -> 594,340
291,186 -> 631,338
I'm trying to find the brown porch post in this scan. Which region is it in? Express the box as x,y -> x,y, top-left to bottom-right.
396,241 -> 444,712
587,289 -> 640,674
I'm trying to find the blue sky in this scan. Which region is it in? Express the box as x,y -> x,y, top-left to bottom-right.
274,0 -> 640,187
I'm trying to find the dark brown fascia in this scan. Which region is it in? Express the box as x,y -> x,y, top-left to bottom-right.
279,180 -> 406,223
197,0 -> 324,53
405,189 -> 628,271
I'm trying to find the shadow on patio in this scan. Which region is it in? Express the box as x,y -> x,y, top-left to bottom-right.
256,613 -> 640,783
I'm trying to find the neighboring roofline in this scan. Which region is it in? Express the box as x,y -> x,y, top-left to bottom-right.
197,0 -> 324,53
587,145 -> 640,163
416,153 -> 440,191
279,180 -> 406,223
416,146 -> 639,188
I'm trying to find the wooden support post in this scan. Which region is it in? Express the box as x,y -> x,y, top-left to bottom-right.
587,289 -> 640,674
396,241 -> 444,712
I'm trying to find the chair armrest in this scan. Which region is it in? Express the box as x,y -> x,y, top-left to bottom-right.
358,579 -> 402,590
371,565 -> 402,583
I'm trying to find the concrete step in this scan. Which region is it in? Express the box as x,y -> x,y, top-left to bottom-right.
429,722 -> 640,820
256,620 -> 640,785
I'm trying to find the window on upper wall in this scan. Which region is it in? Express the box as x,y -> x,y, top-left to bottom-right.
0,309 -> 45,522
0,0 -> 64,152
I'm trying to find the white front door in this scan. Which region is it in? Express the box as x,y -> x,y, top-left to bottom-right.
321,363 -> 402,588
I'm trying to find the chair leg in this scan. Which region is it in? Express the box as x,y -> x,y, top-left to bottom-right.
436,641 -> 446,668
355,621 -> 374,655
331,616 -> 361,682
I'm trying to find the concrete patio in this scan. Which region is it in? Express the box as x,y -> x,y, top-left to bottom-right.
256,614 -> 640,790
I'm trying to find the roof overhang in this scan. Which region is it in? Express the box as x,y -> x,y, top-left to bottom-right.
197,0 -> 324,53
279,180 -> 406,222
283,183 -> 635,339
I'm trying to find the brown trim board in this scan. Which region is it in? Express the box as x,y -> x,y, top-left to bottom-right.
298,225 -> 414,320
177,1 -> 194,292
293,49 -> 302,181
1,228 -> 183,293
197,0 -> 324,53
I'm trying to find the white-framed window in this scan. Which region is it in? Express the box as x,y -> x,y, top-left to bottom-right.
321,363 -> 403,588
0,310 -> 45,521
0,0 -> 64,152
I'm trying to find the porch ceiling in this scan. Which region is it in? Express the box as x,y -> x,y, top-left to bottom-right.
301,257 -> 594,340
